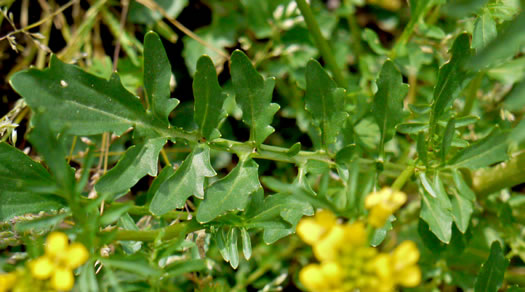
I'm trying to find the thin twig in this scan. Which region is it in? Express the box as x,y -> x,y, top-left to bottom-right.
0,0 -> 77,41
112,0 -> 129,71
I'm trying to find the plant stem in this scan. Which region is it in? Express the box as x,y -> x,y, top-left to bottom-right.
472,151 -> 525,196
113,220 -> 201,241
295,0 -> 346,88
392,165 -> 415,190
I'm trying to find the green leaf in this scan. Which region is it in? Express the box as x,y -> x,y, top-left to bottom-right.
305,59 -> 349,150
450,186 -> 474,233
472,11 -> 497,50
0,142 -> 55,194
240,227 -> 252,260
227,227 -> 240,269
144,32 -> 179,123
470,12 -> 525,70
0,192 -> 65,222
247,190 -> 314,244
370,216 -> 394,247
231,50 -> 280,145
417,132 -> 428,165
215,227 -> 230,263
431,33 -> 474,124
504,79 -> 525,111
396,122 -> 428,134
193,56 -> 228,140
372,60 -> 409,155
441,118 -> 456,163
96,138 -> 167,196
474,241 -> 509,292
150,144 -> 216,215
449,130 -> 508,169
10,56 -> 155,136
196,158 -> 261,223
102,256 -> 162,277
100,205 -> 132,227
165,259 -> 207,277
362,28 -> 388,55
128,0 -> 188,25
419,175 -> 453,243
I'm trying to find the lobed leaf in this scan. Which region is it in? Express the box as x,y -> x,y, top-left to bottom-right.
96,138 -> 167,196
419,175 -> 453,243
193,55 -> 228,140
150,144 -> 216,215
472,11 -> 497,50
474,241 -> 509,292
196,158 -> 261,223
144,32 -> 179,123
431,33 -> 474,125
231,50 -> 279,145
10,56 -> 157,136
305,59 -> 349,150
372,60 -> 409,154
449,130 -> 508,169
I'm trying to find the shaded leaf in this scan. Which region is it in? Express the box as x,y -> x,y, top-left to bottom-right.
470,12 -> 525,70
193,55 -> 228,140
10,56 -> 157,136
449,130 -> 508,169
96,138 -> 167,196
144,32 -> 179,123
0,142 -> 55,194
441,118 -> 456,163
419,175 -> 453,243
150,144 -> 216,215
196,159 -> 261,223
474,241 -> 509,292
231,50 -> 279,145
431,33 -> 474,125
372,61 -> 409,154
305,59 -> 349,150
472,11 -> 497,50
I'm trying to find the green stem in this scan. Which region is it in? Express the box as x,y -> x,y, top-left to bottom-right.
158,126 -> 405,177
112,220 -> 201,241
344,0 -> 363,69
472,151 -> 525,196
391,165 -> 415,190
295,0 -> 346,88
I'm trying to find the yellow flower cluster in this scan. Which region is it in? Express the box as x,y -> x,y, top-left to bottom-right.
0,272 -> 17,292
365,187 -> 407,228
29,232 -> 89,291
296,210 -> 420,292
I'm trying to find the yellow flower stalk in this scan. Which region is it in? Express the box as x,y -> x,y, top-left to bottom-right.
365,187 -> 407,227
29,232 -> 89,291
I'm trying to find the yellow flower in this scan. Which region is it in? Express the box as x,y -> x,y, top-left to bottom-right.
299,264 -> 327,291
365,188 -> 407,227
29,232 -> 89,291
391,241 -> 421,287
372,241 -> 421,289
343,221 -> 367,246
51,267 -> 74,291
0,272 -> 17,292
296,210 -> 336,244
313,225 -> 345,261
